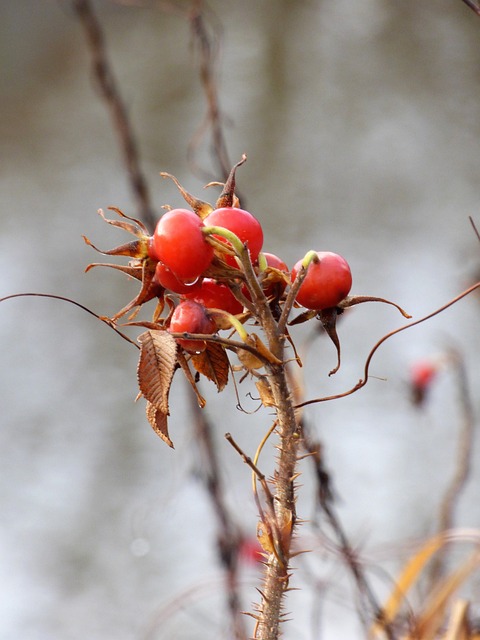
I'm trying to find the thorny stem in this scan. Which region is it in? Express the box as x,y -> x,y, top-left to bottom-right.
254,364 -> 300,640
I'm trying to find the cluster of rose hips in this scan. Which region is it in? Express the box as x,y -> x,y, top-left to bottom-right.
85,157 -> 353,360
150,205 -> 351,352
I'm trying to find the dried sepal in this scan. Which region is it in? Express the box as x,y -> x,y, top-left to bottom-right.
317,308 -> 342,376
103,206 -> 150,237
111,258 -> 162,322
82,234 -> 149,259
159,172 -> 213,219
250,334 -> 283,365
137,330 -> 178,414
260,266 -> 290,291
277,509 -> 294,557
255,376 -> 275,408
82,207 -> 152,259
288,309 -> 317,326
257,519 -> 275,555
339,294 -> 411,318
146,402 -> 173,448
215,154 -> 247,209
237,347 -> 265,371
84,262 -> 143,280
191,342 -> 229,391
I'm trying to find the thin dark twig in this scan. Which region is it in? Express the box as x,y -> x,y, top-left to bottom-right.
469,216 -> 480,243
73,0 -> 157,231
299,420 -> 396,639
429,349 -> 476,583
188,0 -> 232,182
0,292 -> 139,348
295,281 -> 480,409
461,0 -> 480,16
189,397 -> 247,640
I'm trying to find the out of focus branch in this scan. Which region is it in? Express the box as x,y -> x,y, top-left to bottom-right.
189,393 -> 247,640
188,0 -> 232,182
300,420 -> 397,640
461,0 -> 480,16
73,0 -> 157,231
430,349 -> 475,583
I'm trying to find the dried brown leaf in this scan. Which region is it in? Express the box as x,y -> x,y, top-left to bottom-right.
137,330 -> 178,414
255,376 -> 275,407
146,402 -> 174,448
191,342 -> 229,391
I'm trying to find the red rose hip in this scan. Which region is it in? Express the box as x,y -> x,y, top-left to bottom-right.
291,251 -> 352,310
168,300 -> 217,353
183,278 -> 243,315
203,207 -> 263,266
152,208 -> 214,282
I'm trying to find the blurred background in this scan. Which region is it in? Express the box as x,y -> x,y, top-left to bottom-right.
1,1 -> 480,638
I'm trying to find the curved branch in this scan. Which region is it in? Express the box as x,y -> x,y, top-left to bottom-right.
296,282 -> 480,409
0,292 -> 139,349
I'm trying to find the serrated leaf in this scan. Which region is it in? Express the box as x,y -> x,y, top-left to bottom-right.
146,402 -> 173,448
137,330 -> 178,414
191,342 -> 229,391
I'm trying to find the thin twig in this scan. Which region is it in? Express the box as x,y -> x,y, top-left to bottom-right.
295,281 -> 480,409
188,0 -> 231,182
469,215 -> 480,243
300,419 -> 397,639
461,0 -> 480,16
73,0 -> 157,231
190,398 -> 247,640
0,292 -> 139,348
429,349 -> 476,583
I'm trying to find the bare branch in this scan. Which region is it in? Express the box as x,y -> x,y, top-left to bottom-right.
461,0 -> 480,16
190,398 -> 247,640
188,0 -> 232,182
295,281 -> 480,409
73,0 -> 157,231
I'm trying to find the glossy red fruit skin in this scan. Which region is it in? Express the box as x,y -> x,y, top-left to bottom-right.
183,278 -> 243,315
152,208 -> 214,281
291,251 -> 352,310
203,207 -> 263,266
168,300 -> 217,353
262,252 -> 288,272
153,261 -> 202,295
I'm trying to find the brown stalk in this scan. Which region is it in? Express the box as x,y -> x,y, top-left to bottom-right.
188,0 -> 232,182
73,0 -> 157,231
190,398 -> 247,640
461,0 -> 480,16
429,349 -> 476,584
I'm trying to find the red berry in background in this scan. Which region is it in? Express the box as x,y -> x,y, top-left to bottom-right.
203,207 -> 264,267
153,261 -> 202,295
183,278 -> 243,315
410,359 -> 438,406
291,251 -> 352,310
168,300 -> 217,353
238,537 -> 263,566
151,208 -> 214,281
